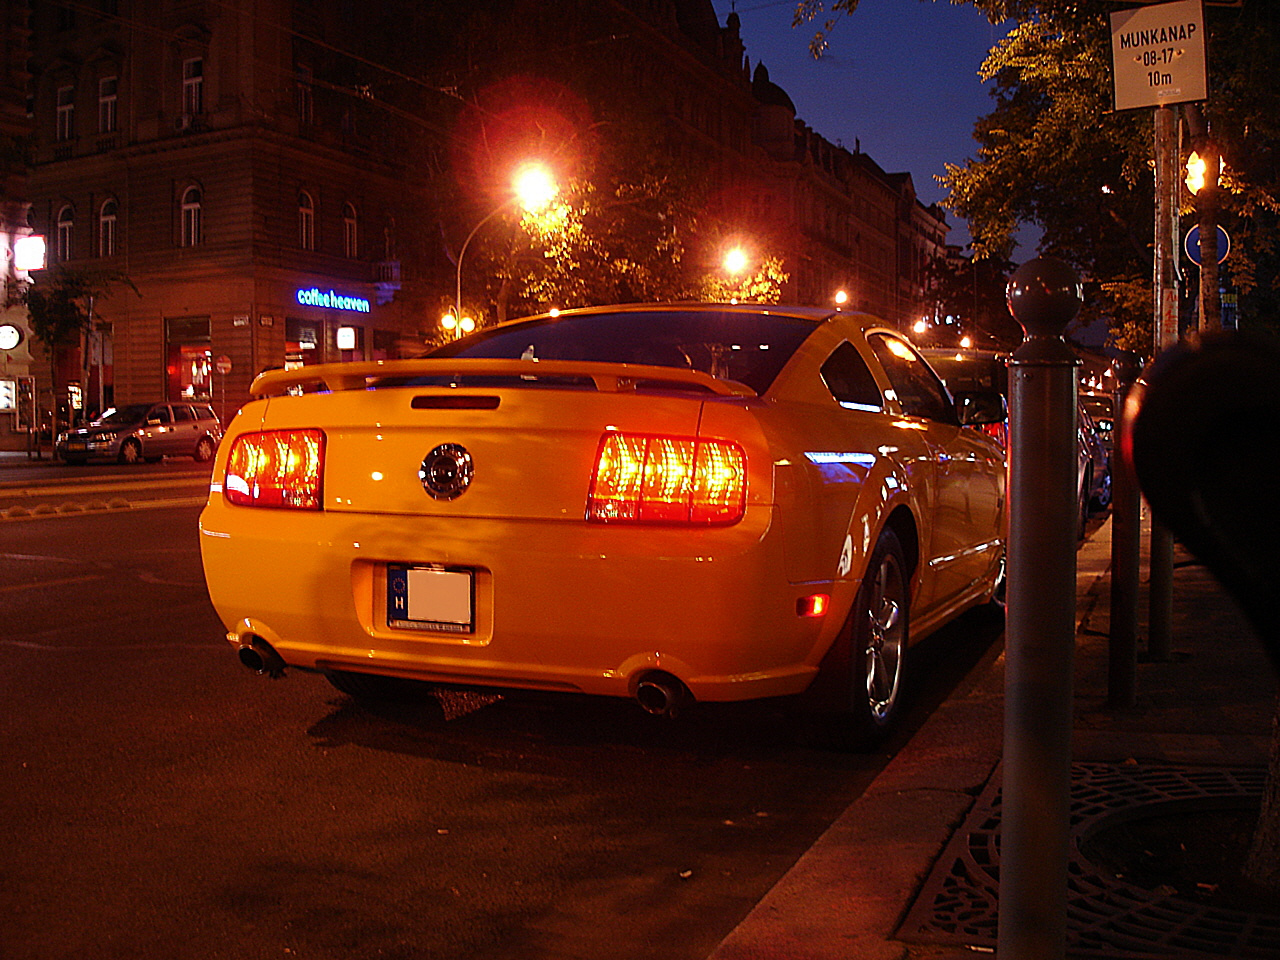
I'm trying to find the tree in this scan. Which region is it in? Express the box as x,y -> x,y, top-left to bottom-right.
462,117 -> 790,320
925,251 -> 1022,349
798,1 -> 1280,352
21,266 -> 135,433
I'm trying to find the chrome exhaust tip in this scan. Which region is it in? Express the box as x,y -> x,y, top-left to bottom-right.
635,673 -> 690,718
236,636 -> 286,678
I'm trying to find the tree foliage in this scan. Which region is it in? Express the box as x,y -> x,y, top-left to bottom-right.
462,119 -> 789,322
797,0 -> 1280,352
22,266 -> 137,391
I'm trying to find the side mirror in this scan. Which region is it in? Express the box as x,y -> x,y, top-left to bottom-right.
955,391 -> 1007,427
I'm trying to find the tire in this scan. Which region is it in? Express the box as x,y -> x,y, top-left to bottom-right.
325,669 -> 433,703
193,436 -> 216,463
118,439 -> 142,465
807,528 -> 911,751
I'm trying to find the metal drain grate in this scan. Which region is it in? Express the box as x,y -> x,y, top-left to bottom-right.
899,763 -> 1279,958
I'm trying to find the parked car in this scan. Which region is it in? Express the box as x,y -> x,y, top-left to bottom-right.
918,348 -> 1010,446
919,347 -> 1111,534
1079,392 -> 1115,452
57,401 -> 222,464
199,304 -> 1007,747
1077,398 -> 1112,516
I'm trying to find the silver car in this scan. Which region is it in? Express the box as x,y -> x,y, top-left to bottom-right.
57,402 -> 223,465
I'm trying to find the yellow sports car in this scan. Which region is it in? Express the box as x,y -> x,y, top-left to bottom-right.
200,303 -> 1006,745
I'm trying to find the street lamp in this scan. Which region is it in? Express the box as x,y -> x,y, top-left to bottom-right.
723,246 -> 748,276
441,311 -> 476,340
834,289 -> 848,307
455,161 -> 557,329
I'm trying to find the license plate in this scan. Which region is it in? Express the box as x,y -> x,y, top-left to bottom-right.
66,442 -> 86,451
387,564 -> 474,634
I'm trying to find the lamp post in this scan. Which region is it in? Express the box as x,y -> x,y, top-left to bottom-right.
454,162 -> 556,328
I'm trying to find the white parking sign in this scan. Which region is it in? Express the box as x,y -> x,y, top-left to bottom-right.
1110,0 -> 1207,111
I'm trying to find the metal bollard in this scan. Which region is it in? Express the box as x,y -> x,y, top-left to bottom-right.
998,258 -> 1083,960
1107,352 -> 1144,709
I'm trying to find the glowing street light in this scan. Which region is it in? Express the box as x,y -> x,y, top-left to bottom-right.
960,335 -> 973,349
723,246 -> 748,275
834,289 -> 849,307
455,161 -> 557,328
441,312 -> 476,340
913,318 -> 929,335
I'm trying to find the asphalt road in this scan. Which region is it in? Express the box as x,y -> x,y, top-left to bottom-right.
0,488 -> 1003,960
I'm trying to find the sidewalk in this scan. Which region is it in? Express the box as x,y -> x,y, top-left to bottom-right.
0,446 -> 56,467
711,511 -> 1277,960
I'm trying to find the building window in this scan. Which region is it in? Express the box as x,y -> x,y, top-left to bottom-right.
180,187 -> 202,246
182,58 -> 204,116
298,192 -> 314,250
56,205 -> 75,261
343,202 -> 358,258
166,317 -> 212,400
56,85 -> 75,141
98,76 -> 118,133
285,317 -> 321,366
99,199 -> 117,257
296,65 -> 313,125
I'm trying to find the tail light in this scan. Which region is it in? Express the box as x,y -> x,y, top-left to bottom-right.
588,432 -> 746,524
224,429 -> 325,509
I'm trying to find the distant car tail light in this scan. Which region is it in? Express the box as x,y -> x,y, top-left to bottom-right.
224,429 -> 325,509
588,432 -> 746,524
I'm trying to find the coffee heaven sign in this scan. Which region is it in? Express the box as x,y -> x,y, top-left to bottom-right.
295,287 -> 371,313
1110,0 -> 1207,112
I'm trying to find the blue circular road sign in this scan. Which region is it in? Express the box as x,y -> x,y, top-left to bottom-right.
1185,224 -> 1230,266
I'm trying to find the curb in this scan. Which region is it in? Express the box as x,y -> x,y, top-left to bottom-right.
709,517 -> 1118,960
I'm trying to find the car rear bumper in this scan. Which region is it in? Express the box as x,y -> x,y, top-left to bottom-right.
199,498 -> 851,702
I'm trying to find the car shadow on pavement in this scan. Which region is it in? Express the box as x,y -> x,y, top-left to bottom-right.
303,602 -> 1005,778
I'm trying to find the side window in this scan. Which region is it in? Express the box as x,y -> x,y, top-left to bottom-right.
820,341 -> 882,412
194,405 -> 217,422
172,404 -> 195,422
150,405 -> 172,424
868,334 -> 957,424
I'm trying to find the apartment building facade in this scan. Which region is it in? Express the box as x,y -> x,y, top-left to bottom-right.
21,0 -> 948,421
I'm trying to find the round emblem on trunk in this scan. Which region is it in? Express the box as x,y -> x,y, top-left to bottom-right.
418,444 -> 473,500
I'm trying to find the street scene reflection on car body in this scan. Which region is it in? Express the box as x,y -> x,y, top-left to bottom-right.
199,304 -> 1007,748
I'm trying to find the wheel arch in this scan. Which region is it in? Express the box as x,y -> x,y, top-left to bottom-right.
882,504 -> 920,584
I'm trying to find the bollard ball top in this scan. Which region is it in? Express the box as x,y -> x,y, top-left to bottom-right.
1006,258 -> 1083,340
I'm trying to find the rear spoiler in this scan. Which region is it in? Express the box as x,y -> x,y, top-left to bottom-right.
250,358 -> 757,399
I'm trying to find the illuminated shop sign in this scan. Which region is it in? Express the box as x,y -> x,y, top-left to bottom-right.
295,287 -> 371,313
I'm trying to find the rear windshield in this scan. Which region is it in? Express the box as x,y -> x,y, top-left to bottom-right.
427,309 -> 818,395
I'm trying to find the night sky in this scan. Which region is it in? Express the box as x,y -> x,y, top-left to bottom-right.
711,0 -> 1013,250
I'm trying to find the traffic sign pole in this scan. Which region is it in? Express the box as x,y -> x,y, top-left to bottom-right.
215,355 -> 232,428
